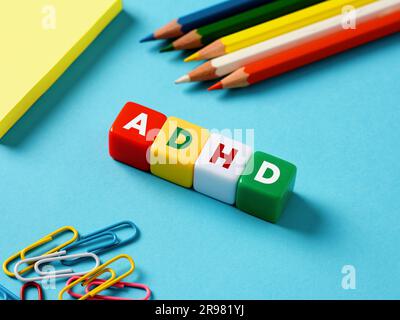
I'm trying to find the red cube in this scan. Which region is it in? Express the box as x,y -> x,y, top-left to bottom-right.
109,102 -> 167,171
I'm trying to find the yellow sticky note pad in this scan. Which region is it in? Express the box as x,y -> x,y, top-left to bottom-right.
0,0 -> 122,139
150,117 -> 210,188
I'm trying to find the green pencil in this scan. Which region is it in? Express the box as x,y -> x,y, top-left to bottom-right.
160,0 -> 326,52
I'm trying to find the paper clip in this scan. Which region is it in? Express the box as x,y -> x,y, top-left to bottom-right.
64,269 -> 117,300
20,282 -> 44,300
65,276 -> 92,300
65,272 -> 114,300
86,279 -> 152,300
59,254 -> 135,300
0,283 -> 19,300
14,250 -> 100,282
65,276 -> 151,300
2,226 -> 78,277
61,221 -> 138,266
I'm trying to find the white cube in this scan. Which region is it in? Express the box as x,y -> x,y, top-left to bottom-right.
193,133 -> 253,204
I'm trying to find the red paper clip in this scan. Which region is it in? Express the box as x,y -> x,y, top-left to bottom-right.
66,276 -> 151,300
20,282 -> 44,300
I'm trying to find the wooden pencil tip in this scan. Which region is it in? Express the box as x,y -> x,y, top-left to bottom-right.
160,43 -> 174,52
184,52 -> 200,62
208,82 -> 223,91
140,34 -> 156,42
175,75 -> 190,84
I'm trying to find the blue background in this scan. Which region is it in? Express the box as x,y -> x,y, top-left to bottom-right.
1,0 -> 399,300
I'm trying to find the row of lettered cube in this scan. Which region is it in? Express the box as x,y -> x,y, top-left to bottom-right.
109,102 -> 297,223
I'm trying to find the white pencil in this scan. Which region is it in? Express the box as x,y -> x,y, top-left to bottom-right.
175,0 -> 400,84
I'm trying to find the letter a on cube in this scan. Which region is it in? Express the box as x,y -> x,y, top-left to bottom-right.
109,102 -> 167,171
236,151 -> 297,223
150,117 -> 210,188
194,133 -> 253,204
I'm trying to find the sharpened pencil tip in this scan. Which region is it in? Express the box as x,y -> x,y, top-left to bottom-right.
140,34 -> 156,42
208,82 -> 223,91
184,52 -> 200,62
160,43 -> 174,53
175,75 -> 190,84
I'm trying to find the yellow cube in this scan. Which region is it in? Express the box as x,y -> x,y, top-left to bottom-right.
150,117 -> 210,188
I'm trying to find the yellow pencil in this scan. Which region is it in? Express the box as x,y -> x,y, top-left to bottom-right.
185,0 -> 377,61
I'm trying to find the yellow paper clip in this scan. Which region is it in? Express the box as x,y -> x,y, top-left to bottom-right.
2,226 -> 78,277
59,254 -> 135,300
65,267 -> 117,299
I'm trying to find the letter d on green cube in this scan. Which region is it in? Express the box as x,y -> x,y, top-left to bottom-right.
236,151 -> 297,223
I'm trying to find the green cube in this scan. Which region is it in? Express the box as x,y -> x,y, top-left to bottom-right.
236,151 -> 297,223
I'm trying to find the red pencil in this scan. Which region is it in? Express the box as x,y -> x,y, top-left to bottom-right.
209,9 -> 400,90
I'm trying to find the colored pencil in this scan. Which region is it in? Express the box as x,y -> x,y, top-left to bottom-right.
161,0 -> 325,52
140,0 -> 271,42
184,0 -> 376,61
208,9 -> 400,90
175,0 -> 399,83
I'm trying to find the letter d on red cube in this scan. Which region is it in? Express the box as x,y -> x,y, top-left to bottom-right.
109,102 -> 167,171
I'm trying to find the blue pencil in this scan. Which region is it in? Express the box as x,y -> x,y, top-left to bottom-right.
141,0 -> 271,42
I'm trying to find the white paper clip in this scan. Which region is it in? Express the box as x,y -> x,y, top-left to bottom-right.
14,250 -> 100,282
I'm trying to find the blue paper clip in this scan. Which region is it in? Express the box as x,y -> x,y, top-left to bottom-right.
0,284 -> 19,300
62,221 -> 138,266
